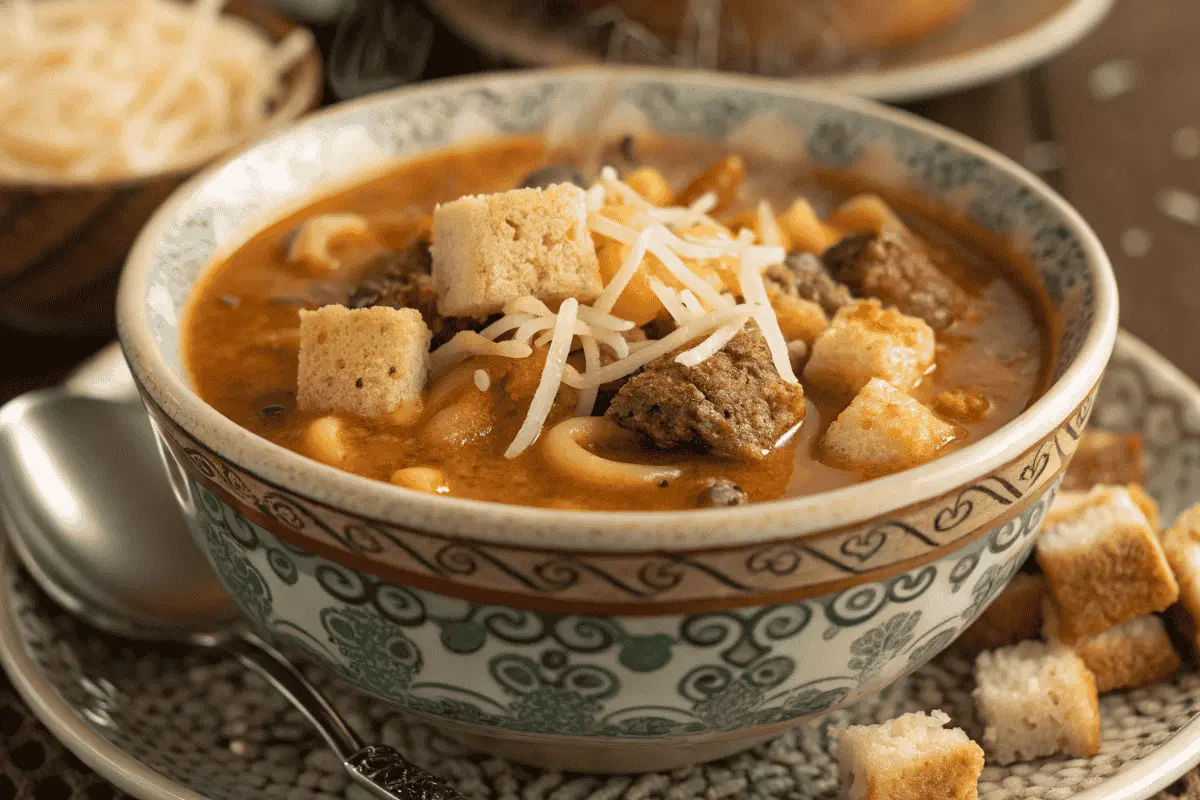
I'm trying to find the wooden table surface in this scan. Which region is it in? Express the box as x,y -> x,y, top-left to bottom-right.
5,0 -> 1200,797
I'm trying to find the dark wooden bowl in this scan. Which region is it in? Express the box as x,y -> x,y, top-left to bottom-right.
0,0 -> 323,336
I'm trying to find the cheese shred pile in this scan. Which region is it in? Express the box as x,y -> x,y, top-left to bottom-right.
0,0 -> 315,181
430,169 -> 796,458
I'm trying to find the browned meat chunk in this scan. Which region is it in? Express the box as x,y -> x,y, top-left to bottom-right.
346,242 -> 474,347
606,323 -> 807,460
822,231 -> 967,331
698,478 -> 749,507
763,252 -> 854,316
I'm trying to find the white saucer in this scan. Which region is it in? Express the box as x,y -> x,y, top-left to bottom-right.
3,331 -> 1200,800
427,0 -> 1115,102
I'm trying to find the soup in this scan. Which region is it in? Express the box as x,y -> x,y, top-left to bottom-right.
183,135 -> 1050,511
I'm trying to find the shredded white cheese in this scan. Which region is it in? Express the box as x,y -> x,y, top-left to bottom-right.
757,199 -> 782,247
648,276 -> 693,324
735,230 -> 797,383
506,297 -> 579,458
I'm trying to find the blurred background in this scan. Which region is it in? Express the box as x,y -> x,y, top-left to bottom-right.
1,0 -> 1198,794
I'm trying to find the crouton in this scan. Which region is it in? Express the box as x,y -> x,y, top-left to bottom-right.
836,710 -> 984,800
821,378 -> 961,476
430,184 -> 602,316
1062,430 -> 1144,491
803,299 -> 935,396
1161,504 -> 1200,621
297,305 -> 431,419
955,573 -> 1047,655
1036,485 -> 1178,643
1128,482 -> 1161,531
1043,601 -> 1180,692
972,641 -> 1101,765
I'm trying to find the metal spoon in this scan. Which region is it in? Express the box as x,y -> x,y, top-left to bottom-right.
0,389 -> 465,800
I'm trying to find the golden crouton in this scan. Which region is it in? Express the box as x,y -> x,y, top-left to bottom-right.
1062,430 -> 1144,491
973,641 -> 1100,765
1161,504 -> 1200,621
804,299 -> 936,396
835,710 -> 984,800
820,378 -> 961,476
1043,601 -> 1180,692
954,572 -> 1047,655
430,184 -> 602,316
1036,485 -> 1179,643
297,305 -> 431,419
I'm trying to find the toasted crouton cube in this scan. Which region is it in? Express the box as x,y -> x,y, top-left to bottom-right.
836,710 -> 984,800
1162,505 -> 1200,621
430,184 -> 602,316
955,573 -> 1047,655
973,641 -> 1100,765
297,305 -> 431,419
1036,485 -> 1178,643
803,299 -> 935,396
821,378 -> 960,475
1043,601 -> 1180,692
1062,430 -> 1144,491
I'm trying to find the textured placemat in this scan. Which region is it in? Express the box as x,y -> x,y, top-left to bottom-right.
7,562 -> 1200,800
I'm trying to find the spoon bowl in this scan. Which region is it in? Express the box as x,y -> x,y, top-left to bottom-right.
0,391 -> 236,638
0,388 -> 465,800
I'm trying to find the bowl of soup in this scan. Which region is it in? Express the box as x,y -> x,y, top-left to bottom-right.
116,68 -> 1117,773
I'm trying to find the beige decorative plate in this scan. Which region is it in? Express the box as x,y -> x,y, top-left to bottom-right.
428,0 -> 1115,102
3,331 -> 1200,800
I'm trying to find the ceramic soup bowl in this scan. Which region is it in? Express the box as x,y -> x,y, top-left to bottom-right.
116,68 -> 1117,773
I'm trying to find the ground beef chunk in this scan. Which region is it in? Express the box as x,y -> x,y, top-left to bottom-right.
698,478 -> 749,507
763,252 -> 854,316
346,242 -> 474,347
822,231 -> 967,331
606,323 -> 807,460
519,164 -> 586,189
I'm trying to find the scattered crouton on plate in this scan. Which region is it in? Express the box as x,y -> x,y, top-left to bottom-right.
1162,504 -> 1200,622
973,640 -> 1101,765
1036,485 -> 1178,643
836,710 -> 984,800
1062,430 -> 1144,491
1043,601 -> 1181,692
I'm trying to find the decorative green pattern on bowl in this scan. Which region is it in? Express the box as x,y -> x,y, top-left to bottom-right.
185,475 -> 1052,739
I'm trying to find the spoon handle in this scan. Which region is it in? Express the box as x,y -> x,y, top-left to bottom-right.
225,631 -> 466,800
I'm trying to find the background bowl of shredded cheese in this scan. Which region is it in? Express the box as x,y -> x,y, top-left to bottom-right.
0,0 -> 322,334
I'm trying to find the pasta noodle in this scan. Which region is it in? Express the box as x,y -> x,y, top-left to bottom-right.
542,417 -> 683,486
0,0 -> 316,181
